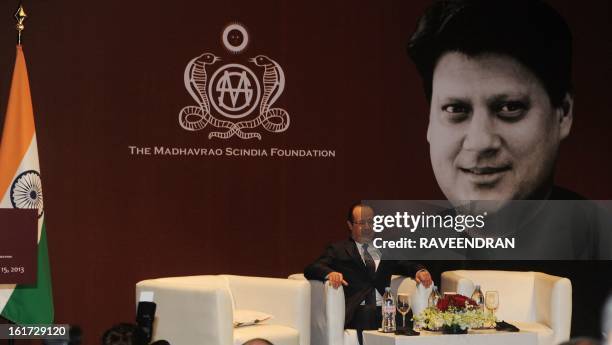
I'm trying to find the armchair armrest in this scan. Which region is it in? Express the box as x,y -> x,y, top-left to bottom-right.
391,275 -> 417,296
222,275 -> 310,345
325,278 -> 346,345
441,271 -> 475,296
533,272 -> 572,343
136,276 -> 234,345
289,273 -> 344,345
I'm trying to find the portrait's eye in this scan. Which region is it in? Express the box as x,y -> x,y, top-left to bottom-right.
496,101 -> 527,120
442,103 -> 470,123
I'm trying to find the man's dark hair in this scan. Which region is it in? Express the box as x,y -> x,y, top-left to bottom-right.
101,323 -> 147,345
407,0 -> 572,107
242,339 -> 274,345
346,202 -> 373,223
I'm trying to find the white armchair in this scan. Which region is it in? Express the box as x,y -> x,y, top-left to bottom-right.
441,270 -> 572,345
136,275 -> 310,345
289,274 -> 416,345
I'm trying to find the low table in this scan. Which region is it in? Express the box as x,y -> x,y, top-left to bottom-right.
363,328 -> 537,345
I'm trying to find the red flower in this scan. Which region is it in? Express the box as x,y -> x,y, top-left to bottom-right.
437,297 -> 450,311
436,294 -> 477,312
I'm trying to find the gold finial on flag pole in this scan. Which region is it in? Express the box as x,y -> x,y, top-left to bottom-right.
14,4 -> 27,45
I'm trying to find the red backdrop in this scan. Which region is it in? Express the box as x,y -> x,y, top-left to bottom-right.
0,0 -> 610,342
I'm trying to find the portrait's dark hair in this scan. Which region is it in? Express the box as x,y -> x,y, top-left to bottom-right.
101,323 -> 147,345
407,0 -> 573,107
346,202 -> 373,224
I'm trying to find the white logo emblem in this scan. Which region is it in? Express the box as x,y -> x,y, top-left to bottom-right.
179,23 -> 290,140
209,64 -> 260,119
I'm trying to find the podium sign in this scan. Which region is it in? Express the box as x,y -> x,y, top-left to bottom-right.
0,209 -> 37,284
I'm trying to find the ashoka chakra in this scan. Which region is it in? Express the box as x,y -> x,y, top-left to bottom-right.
10,170 -> 44,218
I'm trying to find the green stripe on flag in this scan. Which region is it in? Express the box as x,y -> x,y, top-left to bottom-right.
1,223 -> 54,324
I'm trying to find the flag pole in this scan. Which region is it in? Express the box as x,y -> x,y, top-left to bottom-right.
7,7 -> 26,345
2,1 -> 54,335
14,4 -> 27,46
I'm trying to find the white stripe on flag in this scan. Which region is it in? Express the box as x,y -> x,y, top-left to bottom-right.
0,134 -> 44,311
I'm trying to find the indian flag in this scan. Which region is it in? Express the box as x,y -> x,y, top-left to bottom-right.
0,45 -> 53,324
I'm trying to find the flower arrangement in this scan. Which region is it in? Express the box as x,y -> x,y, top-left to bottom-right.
413,294 -> 497,334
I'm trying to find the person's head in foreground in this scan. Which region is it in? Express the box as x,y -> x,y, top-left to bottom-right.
347,202 -> 375,243
407,0 -> 573,206
101,323 -> 147,345
604,293 -> 612,344
242,339 -> 274,345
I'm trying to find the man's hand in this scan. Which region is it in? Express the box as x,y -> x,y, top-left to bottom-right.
327,272 -> 348,289
415,269 -> 433,288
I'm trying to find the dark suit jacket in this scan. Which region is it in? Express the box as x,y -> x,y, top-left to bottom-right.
304,238 -> 425,327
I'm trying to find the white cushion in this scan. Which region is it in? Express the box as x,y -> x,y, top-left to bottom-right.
234,310 -> 273,327
233,324 -> 299,345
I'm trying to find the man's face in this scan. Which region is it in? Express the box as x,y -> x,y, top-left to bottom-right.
347,205 -> 374,243
427,52 -> 572,204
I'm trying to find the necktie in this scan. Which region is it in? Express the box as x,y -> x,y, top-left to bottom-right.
362,243 -> 376,275
362,243 -> 377,305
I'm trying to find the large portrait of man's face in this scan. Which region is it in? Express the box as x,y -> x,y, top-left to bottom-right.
407,0 -> 575,205
427,52 -> 572,204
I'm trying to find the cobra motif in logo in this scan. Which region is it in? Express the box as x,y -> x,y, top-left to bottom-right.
179,23 -> 290,140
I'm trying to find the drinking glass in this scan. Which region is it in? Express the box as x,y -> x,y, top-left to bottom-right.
485,291 -> 499,317
397,293 -> 411,329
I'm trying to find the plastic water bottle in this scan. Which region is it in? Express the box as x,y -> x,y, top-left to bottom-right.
382,287 -> 396,332
428,285 -> 442,308
471,284 -> 485,311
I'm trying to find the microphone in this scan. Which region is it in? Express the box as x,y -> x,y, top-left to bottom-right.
136,301 -> 156,344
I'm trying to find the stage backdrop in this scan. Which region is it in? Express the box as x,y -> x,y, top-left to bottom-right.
0,0 -> 610,342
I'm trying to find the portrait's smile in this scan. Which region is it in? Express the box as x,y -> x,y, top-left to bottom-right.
458,165 -> 512,186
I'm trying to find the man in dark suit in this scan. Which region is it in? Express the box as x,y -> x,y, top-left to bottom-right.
304,202 -> 432,345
